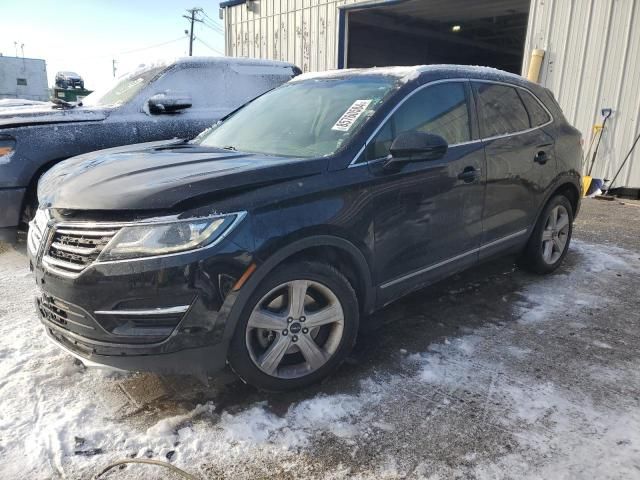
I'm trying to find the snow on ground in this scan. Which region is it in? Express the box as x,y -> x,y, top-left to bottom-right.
0,238 -> 639,479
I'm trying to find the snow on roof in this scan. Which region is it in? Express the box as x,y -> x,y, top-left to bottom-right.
291,64 -> 527,85
173,56 -> 296,69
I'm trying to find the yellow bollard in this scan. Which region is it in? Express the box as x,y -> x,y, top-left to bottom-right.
527,49 -> 545,83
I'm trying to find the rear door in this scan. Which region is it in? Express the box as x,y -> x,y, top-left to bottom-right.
473,81 -> 556,257
367,80 -> 486,305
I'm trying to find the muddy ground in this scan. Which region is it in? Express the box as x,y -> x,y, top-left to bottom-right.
0,198 -> 639,479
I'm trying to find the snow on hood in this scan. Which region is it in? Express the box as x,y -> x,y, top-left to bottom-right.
0,104 -> 109,128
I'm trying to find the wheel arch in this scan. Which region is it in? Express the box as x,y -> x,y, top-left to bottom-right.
19,156 -> 70,225
533,178 -> 581,228
220,235 -> 375,345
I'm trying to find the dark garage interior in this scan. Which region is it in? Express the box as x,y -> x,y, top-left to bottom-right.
346,0 -> 531,74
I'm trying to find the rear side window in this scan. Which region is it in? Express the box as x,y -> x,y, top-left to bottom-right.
474,83 -> 530,138
366,82 -> 471,160
518,89 -> 551,127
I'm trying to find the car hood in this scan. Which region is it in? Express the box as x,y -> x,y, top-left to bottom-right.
38,140 -> 325,211
0,104 -> 109,128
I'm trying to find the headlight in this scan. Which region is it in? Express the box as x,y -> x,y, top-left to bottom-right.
98,213 -> 244,261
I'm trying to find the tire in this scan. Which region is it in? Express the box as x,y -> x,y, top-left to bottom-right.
520,194 -> 573,274
228,261 -> 359,391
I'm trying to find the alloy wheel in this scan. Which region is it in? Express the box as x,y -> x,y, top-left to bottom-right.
541,205 -> 570,265
245,279 -> 345,379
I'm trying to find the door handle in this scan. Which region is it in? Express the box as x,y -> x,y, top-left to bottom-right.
458,166 -> 480,183
534,150 -> 549,165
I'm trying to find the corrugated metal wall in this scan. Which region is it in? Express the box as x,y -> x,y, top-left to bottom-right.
523,0 -> 640,187
223,0 -> 367,73
224,0 -> 640,187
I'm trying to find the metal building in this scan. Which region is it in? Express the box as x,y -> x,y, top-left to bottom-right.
0,56 -> 49,102
220,0 -> 640,188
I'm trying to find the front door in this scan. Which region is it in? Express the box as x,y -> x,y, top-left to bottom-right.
367,80 -> 486,306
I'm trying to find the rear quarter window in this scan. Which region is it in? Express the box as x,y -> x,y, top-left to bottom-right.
518,89 -> 551,127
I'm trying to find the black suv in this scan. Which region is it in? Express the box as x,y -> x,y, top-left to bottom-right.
29,66 -> 582,391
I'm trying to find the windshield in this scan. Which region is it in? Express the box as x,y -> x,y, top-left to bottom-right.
197,76 -> 399,158
82,65 -> 167,107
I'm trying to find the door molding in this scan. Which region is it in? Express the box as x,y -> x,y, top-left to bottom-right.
379,228 -> 527,289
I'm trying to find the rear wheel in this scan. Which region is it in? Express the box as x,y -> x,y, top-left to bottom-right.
521,195 -> 573,274
228,261 -> 359,391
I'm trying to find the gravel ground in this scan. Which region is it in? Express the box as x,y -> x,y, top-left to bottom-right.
0,198 -> 639,479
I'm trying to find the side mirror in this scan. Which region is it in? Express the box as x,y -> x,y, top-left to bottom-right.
384,131 -> 448,170
147,92 -> 192,114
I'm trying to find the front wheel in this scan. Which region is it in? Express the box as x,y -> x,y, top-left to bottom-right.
228,261 -> 359,391
521,195 -> 573,274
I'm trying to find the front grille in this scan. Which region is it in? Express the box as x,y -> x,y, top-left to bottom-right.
43,225 -> 119,277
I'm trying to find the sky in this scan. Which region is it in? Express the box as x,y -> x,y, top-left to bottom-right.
1,0 -> 225,92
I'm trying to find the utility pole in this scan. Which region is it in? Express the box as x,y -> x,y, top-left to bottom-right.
112,59 -> 117,78
183,7 -> 203,56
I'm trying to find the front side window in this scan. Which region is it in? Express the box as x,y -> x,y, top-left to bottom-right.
475,83 -> 530,137
198,77 -> 399,158
366,82 -> 471,161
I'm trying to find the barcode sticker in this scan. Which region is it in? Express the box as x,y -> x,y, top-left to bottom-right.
331,100 -> 372,132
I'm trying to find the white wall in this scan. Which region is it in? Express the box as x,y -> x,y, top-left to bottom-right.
522,0 -> 640,187
0,56 -> 49,101
223,0 -> 370,73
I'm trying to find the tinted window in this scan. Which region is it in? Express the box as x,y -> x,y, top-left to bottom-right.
475,83 -> 530,137
366,82 -> 471,160
519,89 -> 551,127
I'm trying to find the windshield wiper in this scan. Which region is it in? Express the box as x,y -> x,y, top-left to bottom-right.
222,145 -> 237,151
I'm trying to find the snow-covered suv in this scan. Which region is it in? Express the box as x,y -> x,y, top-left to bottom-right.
0,57 -> 300,241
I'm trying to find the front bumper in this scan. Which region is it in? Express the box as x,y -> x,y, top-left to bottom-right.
31,226 -> 253,376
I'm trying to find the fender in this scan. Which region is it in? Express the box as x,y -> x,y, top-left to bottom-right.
219,234 -> 375,348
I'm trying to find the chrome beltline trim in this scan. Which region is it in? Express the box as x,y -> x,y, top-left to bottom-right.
94,305 -> 190,316
380,229 -> 528,289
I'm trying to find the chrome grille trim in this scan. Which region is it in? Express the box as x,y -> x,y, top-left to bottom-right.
37,293 -> 95,331
42,255 -> 87,271
51,242 -> 99,255
42,223 -> 119,278
55,228 -> 120,236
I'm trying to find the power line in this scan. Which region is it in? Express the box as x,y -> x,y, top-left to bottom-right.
45,36 -> 187,63
201,10 -> 223,28
195,37 -> 223,56
200,21 -> 223,36
117,36 -> 187,56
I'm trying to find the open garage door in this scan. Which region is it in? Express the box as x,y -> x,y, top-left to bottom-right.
344,0 -> 530,74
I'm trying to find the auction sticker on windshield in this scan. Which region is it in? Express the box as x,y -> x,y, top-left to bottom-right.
332,100 -> 372,132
